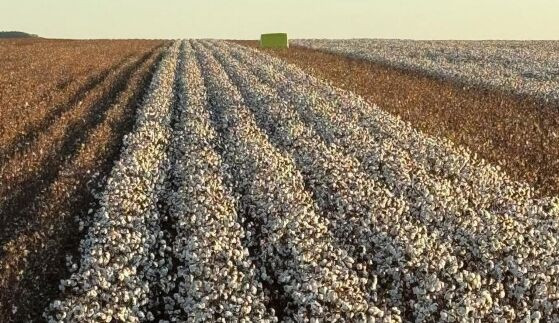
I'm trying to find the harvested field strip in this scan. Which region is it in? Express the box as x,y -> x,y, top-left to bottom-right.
0,40 -> 164,161
43,40 -> 559,322
232,41 -> 559,197
0,45 -> 166,322
0,48 -> 156,240
0,54 -> 134,163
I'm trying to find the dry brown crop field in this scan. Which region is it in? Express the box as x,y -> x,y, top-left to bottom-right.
0,38 -> 168,321
233,40 -> 559,198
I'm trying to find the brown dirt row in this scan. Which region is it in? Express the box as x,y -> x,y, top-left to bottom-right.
0,39 -> 163,161
232,41 -> 559,197
0,43 -> 167,322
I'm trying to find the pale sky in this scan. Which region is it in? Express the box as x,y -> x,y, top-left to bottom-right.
1,0 -> 558,40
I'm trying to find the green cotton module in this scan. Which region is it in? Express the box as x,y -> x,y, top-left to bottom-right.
260,33 -> 289,49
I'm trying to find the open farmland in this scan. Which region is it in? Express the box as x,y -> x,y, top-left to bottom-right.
13,39 -> 553,322
0,38 -> 167,321
235,40 -> 559,198
0,39 -> 163,160
293,39 -> 559,103
0,38 -> 558,322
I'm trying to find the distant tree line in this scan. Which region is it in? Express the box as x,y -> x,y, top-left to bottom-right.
0,31 -> 39,38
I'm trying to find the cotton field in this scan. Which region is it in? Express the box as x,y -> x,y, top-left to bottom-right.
0,39 -> 166,321
29,39 -> 558,322
294,39 -> 559,103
